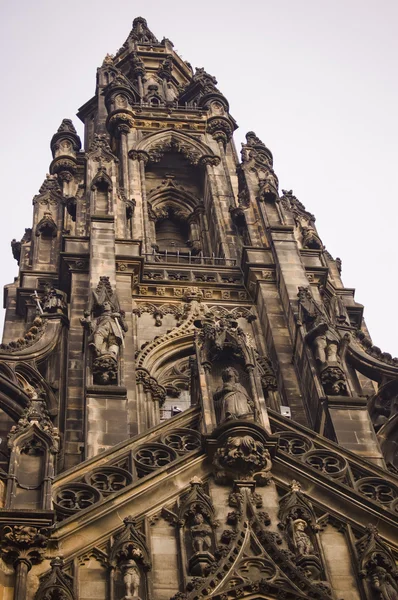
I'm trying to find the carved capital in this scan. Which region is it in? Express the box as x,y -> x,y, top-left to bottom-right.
128,149 -> 149,165
0,525 -> 48,568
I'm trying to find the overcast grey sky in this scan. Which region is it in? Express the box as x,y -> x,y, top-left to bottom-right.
1,0 -> 397,355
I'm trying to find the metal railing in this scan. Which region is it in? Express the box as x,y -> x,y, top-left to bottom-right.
143,249 -> 236,266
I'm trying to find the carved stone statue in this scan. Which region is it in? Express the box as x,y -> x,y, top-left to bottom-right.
121,558 -> 141,599
42,284 -> 67,315
308,320 -> 339,367
292,519 -> 315,556
80,278 -> 128,385
81,301 -> 127,360
190,513 -> 212,553
370,566 -> 398,600
213,367 -> 253,423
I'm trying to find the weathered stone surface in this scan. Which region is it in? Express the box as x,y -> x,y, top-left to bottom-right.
0,16 -> 396,600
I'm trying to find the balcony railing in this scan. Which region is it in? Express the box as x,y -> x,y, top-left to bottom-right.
143,250 -> 236,266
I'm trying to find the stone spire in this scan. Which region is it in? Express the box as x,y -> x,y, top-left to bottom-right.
127,16 -> 159,44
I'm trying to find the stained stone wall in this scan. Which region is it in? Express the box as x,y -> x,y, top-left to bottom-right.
0,15 -> 396,600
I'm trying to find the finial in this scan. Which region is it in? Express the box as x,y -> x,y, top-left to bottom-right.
102,53 -> 114,66
290,480 -> 302,493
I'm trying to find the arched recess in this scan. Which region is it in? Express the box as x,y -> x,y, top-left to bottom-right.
130,130 -> 227,259
90,167 -> 113,215
15,362 -> 58,417
136,331 -> 196,427
147,181 -> 209,256
134,129 -> 218,165
6,421 -> 57,510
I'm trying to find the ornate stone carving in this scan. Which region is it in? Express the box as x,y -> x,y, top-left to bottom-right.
320,365 -> 348,395
207,117 -> 233,146
213,435 -> 272,484
241,131 -> 273,168
54,482 -> 101,516
109,515 -> 151,600
147,138 -> 202,165
355,330 -> 398,367
278,481 -> 323,581
213,367 -> 253,423
0,525 -> 48,573
38,174 -> 62,195
256,168 -> 279,201
36,211 -> 58,237
162,477 -> 217,577
81,277 -> 128,385
298,286 -> 348,395
136,369 -> 167,404
35,557 -> 75,600
84,466 -> 133,495
133,443 -> 178,477
277,432 -> 314,455
89,133 -> 115,157
194,309 -> 256,373
133,302 -> 184,326
161,429 -> 202,454
11,238 -> 21,264
292,518 -> 315,556
357,525 -> 398,600
303,449 -> 348,479
128,16 -> 159,44
0,316 -> 45,352
131,51 -> 145,78
8,397 -> 59,454
42,283 -> 68,315
354,477 -> 397,507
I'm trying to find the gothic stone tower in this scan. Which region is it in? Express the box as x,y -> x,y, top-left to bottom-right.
0,17 -> 397,600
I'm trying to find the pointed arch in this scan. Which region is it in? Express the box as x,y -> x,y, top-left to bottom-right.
133,129 -> 220,166
15,362 -> 58,417
90,167 -> 113,191
147,184 -> 201,216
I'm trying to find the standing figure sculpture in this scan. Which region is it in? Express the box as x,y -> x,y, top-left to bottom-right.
121,558 -> 141,599
190,513 -> 212,553
370,566 -> 398,600
80,278 -> 128,385
292,519 -> 315,557
81,301 -> 127,360
89,301 -> 127,359
213,367 -> 253,423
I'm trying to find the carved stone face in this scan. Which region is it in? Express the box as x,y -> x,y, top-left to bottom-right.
194,513 -> 204,525
294,519 -> 307,532
222,367 -> 239,383
102,301 -> 112,313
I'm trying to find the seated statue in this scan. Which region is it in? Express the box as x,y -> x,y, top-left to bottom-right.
213,367 -> 253,423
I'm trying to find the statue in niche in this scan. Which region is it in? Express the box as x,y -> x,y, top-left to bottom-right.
85,301 -> 127,359
80,277 -> 128,385
190,513 -> 212,553
292,519 -> 315,557
213,367 -> 253,423
370,566 -> 398,600
329,294 -> 350,326
121,557 -> 141,599
308,320 -> 339,367
319,286 -> 350,327
298,286 -> 348,395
